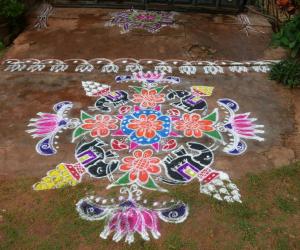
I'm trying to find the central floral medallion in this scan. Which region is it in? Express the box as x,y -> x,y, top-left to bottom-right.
118,106 -> 174,151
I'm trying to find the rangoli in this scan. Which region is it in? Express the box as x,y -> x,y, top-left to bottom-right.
27,71 -> 265,244
106,9 -> 177,33
34,2 -> 53,30
1,58 -> 278,74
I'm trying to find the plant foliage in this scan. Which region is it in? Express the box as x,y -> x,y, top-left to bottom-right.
269,59 -> 300,88
0,40 -> 5,57
0,0 -> 24,18
272,15 -> 300,58
0,40 -> 4,49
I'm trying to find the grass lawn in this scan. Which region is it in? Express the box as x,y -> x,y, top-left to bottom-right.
0,162 -> 299,250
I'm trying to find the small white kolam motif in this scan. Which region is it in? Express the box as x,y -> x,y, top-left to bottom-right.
34,2 -> 53,30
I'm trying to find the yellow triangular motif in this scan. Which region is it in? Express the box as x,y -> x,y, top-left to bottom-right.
192,86 -> 214,96
33,163 -> 84,191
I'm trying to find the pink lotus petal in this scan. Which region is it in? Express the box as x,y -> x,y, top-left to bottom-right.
126,208 -> 139,232
40,113 -> 57,118
35,121 -> 58,127
35,129 -> 54,135
234,114 -> 249,119
238,132 -> 255,137
109,212 -> 121,230
142,210 -> 154,229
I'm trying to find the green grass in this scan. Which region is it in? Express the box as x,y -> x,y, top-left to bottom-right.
0,162 -> 300,250
275,196 -> 297,214
164,233 -> 198,250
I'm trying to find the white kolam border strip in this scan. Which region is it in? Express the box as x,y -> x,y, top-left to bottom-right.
1,58 -> 279,75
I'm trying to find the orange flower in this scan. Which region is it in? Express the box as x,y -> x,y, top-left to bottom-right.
127,114 -> 163,139
81,114 -> 118,137
120,149 -> 161,183
132,89 -> 165,108
173,113 -> 214,138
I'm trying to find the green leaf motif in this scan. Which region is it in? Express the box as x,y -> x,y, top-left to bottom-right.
113,172 -> 131,186
203,108 -> 218,122
72,126 -> 87,142
80,111 -> 93,121
155,86 -> 166,93
141,177 -> 159,190
204,130 -> 223,142
131,86 -> 143,94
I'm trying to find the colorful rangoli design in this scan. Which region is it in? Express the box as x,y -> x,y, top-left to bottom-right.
27,71 -> 265,244
106,9 -> 177,33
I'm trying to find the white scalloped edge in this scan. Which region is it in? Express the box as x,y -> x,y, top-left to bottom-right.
1,58 -> 279,74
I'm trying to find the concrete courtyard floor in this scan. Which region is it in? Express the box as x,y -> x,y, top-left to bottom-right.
0,7 -> 299,250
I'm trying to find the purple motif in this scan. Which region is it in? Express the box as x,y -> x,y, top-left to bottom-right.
177,162 -> 200,181
185,95 -> 204,106
77,150 -> 97,165
106,91 -> 123,101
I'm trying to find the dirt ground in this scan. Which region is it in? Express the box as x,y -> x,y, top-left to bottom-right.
0,7 -> 299,250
